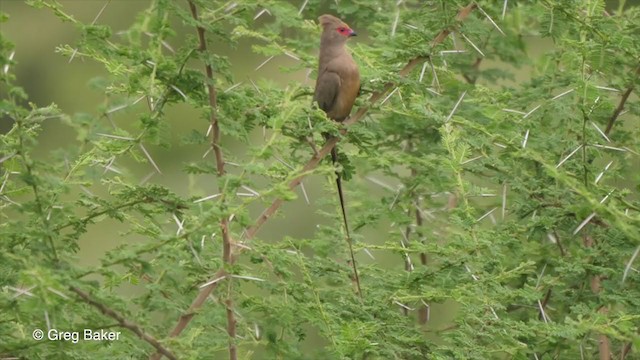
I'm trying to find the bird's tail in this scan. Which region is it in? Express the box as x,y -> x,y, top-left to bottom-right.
331,146 -> 363,299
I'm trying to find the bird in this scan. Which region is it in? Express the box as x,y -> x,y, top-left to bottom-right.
313,14 -> 362,298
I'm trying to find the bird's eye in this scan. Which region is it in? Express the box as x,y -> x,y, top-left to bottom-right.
337,27 -> 346,33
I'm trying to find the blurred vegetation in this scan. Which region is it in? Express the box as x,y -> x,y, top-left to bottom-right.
1,0 -> 640,359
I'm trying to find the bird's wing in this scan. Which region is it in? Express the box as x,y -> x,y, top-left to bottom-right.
313,70 -> 341,113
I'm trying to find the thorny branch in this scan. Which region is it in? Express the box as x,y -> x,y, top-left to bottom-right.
585,235 -> 611,360
400,141 -> 429,322
155,1 -> 478,352
151,1 -> 236,359
70,286 -> 177,360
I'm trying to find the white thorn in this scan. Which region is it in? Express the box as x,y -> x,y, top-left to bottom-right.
551,88 -> 575,100
199,275 -> 226,288
446,91 -> 466,122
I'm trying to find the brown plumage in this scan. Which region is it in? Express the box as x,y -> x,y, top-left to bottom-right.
314,14 -> 362,298
314,14 -> 360,121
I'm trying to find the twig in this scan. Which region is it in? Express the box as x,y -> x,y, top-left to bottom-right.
538,289 -> 552,321
462,30 -> 495,84
15,118 -> 58,261
583,235 -> 611,360
604,64 -> 640,135
55,199 -> 147,232
412,169 -> 429,324
553,230 -> 566,257
157,0 -> 479,344
621,342 -> 632,360
462,57 -> 483,84
401,147 -> 415,316
401,142 -> 429,322
70,286 -> 177,360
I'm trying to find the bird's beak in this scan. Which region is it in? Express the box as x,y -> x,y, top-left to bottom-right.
349,29 -> 357,37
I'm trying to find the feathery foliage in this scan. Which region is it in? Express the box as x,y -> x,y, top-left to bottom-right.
1,0 -> 639,359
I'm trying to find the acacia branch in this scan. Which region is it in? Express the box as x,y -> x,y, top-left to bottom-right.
55,199 -> 146,232
621,339 -> 633,359
583,235 -> 611,360
157,1 -> 478,346
151,1 -> 236,360
70,286 -> 177,360
414,178 -> 429,324
193,0 -> 237,357
604,64 -> 640,135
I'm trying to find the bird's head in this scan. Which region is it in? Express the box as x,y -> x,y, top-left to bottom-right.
319,14 -> 356,45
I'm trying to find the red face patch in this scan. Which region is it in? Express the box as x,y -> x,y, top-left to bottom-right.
336,26 -> 355,37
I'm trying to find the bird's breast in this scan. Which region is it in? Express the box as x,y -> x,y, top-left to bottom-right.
318,51 -> 360,121
333,66 -> 360,121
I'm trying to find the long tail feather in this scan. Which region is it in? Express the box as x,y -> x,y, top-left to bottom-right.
331,146 -> 363,298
